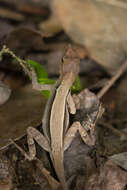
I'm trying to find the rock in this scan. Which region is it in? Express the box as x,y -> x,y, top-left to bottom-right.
0,82 -> 11,105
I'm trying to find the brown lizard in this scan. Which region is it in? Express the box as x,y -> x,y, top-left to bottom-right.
12,46 -> 95,190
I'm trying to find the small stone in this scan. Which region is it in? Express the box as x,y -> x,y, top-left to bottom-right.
0,81 -> 11,105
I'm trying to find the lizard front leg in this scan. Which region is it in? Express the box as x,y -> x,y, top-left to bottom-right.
65,87 -> 104,150
67,92 -> 76,114
31,67 -> 53,91
64,121 -> 95,151
66,92 -> 95,148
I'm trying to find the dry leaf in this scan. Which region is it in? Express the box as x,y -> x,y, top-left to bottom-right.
52,0 -> 127,74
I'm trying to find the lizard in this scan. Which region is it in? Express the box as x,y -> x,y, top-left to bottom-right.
12,46 -> 96,190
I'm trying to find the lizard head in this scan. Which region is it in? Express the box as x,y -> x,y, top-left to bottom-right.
60,45 -> 80,81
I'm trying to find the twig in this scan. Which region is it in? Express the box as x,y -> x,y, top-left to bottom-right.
0,7 -> 24,21
0,45 -> 31,78
110,118 -> 127,124
97,60 -> 127,99
99,121 -> 127,140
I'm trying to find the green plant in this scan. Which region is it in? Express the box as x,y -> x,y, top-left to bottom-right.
0,45 -> 83,99
27,60 -> 83,98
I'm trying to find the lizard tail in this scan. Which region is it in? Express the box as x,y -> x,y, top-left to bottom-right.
53,152 -> 68,190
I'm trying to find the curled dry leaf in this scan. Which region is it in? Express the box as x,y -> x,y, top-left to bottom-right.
63,89 -> 103,188
73,89 -> 103,126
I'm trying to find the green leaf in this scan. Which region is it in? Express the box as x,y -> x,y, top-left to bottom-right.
27,59 -> 82,98
72,76 -> 83,93
39,79 -> 55,99
27,59 -> 55,99
38,78 -> 55,85
40,90 -> 51,99
27,59 -> 48,79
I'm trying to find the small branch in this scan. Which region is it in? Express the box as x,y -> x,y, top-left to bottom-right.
0,45 -> 31,78
0,7 -> 24,21
99,121 -> 127,140
97,60 -> 127,99
110,118 -> 127,124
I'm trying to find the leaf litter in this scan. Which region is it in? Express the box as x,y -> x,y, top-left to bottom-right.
0,1 -> 127,190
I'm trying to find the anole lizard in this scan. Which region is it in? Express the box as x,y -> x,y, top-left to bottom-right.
12,46 -> 95,190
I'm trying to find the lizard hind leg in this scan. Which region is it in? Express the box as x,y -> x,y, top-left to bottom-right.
11,127 -> 51,161
27,126 -> 51,159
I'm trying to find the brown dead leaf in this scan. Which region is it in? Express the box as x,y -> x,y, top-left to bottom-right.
0,84 -> 46,148
63,89 -> 103,189
0,20 -> 13,40
84,160 -> 127,190
2,27 -> 46,56
109,152 -> 127,170
52,0 -> 127,74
